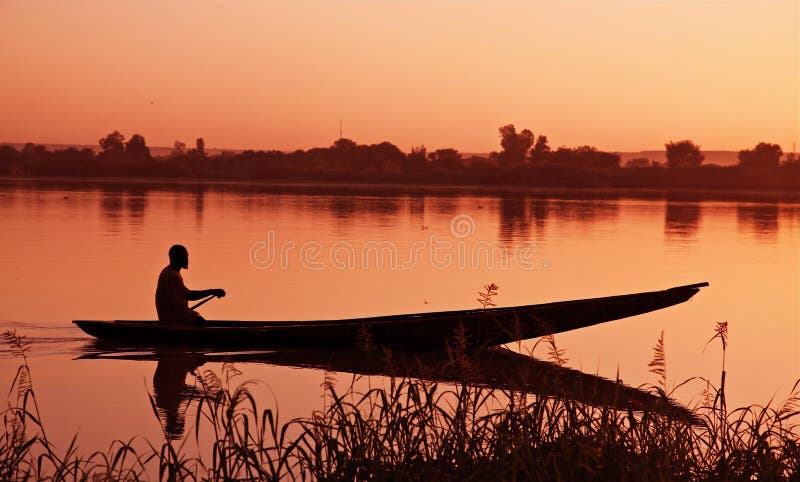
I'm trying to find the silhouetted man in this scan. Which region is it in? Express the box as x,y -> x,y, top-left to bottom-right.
156,244 -> 225,325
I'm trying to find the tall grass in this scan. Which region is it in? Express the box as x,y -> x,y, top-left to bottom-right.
1,325 -> 799,481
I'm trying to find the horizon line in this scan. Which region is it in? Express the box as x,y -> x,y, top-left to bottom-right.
3,139 -> 793,156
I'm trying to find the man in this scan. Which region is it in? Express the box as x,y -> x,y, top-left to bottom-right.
155,244 -> 226,325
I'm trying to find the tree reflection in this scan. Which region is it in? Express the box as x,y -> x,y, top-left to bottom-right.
498,198 -> 531,242
550,199 -> 619,224
192,186 -> 205,230
736,203 -> 779,240
0,190 -> 14,209
530,199 -> 549,238
125,189 -> 147,226
664,203 -> 702,241
100,189 -> 124,233
408,196 -> 425,226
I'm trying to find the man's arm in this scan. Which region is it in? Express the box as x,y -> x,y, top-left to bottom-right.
187,288 -> 226,301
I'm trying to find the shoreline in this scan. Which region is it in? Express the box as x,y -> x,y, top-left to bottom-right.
1,175 -> 798,202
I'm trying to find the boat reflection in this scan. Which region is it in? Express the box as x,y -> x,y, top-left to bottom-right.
78,343 -> 697,440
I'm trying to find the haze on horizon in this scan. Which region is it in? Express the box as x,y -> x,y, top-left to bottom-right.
0,1 -> 797,153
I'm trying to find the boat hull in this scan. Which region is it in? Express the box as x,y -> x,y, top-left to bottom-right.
73,282 -> 707,350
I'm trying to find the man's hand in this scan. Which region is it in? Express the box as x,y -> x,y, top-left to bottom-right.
214,289 -> 226,298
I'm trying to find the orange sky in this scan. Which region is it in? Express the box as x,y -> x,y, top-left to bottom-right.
0,1 -> 797,153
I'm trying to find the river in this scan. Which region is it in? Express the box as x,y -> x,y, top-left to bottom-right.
0,179 -> 797,453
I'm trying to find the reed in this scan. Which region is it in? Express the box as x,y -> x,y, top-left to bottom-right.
1,324 -> 798,481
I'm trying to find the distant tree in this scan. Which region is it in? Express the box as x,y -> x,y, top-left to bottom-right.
529,135 -> 551,163
371,141 -> 405,164
549,146 -> 620,169
20,143 -> 48,160
408,145 -> 427,162
125,134 -> 151,159
57,147 -> 82,157
302,147 -> 328,165
79,148 -> 95,158
665,140 -> 704,168
332,138 -> 357,152
428,148 -> 462,168
497,124 -> 534,166
187,137 -> 207,159
328,138 -> 359,167
404,145 -> 428,171
624,157 -> 651,168
20,143 -> 35,158
0,145 -> 17,175
738,142 -> 782,168
171,141 -> 187,157
784,152 -> 800,167
0,144 -> 18,162
99,131 -> 125,154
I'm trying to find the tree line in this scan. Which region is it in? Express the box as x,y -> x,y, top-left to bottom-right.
0,126 -> 797,191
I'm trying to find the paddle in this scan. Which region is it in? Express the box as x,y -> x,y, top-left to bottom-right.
189,294 -> 219,310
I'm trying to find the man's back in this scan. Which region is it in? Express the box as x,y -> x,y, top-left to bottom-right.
155,265 -> 189,323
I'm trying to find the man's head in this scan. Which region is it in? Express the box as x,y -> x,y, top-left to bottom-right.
168,244 -> 189,269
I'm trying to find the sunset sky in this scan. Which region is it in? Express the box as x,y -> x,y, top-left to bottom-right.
1,1 -> 797,153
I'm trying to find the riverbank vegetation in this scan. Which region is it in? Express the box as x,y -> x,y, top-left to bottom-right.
2,324 -> 799,481
1,126 -> 797,192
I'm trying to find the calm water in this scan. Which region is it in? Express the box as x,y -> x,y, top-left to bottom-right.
0,179 -> 798,452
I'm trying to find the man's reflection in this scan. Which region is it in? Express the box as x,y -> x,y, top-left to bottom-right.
152,352 -> 205,440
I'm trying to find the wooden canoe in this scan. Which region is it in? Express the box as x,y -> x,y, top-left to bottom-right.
73,282 -> 707,350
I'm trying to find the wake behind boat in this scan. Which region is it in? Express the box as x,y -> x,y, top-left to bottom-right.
73,282 -> 708,350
